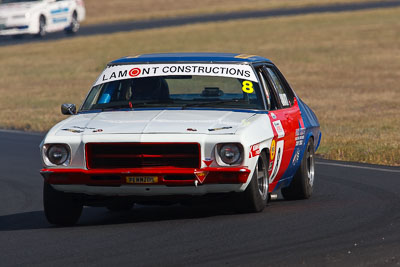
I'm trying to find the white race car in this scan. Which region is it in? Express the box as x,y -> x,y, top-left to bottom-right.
0,0 -> 85,37
40,53 -> 321,226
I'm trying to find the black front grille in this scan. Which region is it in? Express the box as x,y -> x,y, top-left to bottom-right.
86,143 -> 200,169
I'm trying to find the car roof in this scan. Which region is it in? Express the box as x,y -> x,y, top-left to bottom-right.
109,53 -> 272,65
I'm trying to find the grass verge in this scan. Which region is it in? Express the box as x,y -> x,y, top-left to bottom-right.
0,7 -> 399,165
83,0 -> 379,25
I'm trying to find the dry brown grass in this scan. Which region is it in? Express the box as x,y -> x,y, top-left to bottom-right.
0,7 -> 399,165
83,0 -> 378,24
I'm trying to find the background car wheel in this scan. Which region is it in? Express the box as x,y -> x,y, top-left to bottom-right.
281,138 -> 315,200
236,152 -> 269,213
43,182 -> 83,226
106,200 -> 134,212
36,16 -> 46,37
65,12 -> 80,34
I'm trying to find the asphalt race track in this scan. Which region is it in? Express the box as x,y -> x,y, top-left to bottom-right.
1,2 -> 400,265
0,130 -> 399,266
1,0 -> 400,47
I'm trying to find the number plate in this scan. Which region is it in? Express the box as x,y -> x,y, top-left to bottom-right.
126,176 -> 158,184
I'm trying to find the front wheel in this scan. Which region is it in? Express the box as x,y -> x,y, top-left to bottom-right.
43,182 -> 83,226
65,12 -> 80,34
281,138 -> 315,200
236,152 -> 269,212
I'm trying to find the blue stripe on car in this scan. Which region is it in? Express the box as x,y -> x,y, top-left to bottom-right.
53,18 -> 68,23
50,8 -> 69,15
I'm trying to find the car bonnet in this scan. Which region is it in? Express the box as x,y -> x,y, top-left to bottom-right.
54,109 -> 257,136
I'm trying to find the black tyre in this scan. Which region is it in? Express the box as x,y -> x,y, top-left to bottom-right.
106,200 -> 134,212
43,182 -> 83,226
65,12 -> 80,34
236,152 -> 269,212
36,16 -> 46,37
281,138 -> 315,200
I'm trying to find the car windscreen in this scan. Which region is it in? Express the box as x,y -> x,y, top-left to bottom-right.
81,75 -> 264,111
81,64 -> 264,111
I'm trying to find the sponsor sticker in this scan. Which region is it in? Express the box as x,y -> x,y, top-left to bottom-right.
292,148 -> 300,166
273,120 -> 285,138
203,158 -> 213,167
194,171 -> 209,184
129,68 -> 141,77
94,63 -> 258,86
295,128 -> 305,146
270,139 -> 276,161
269,140 -> 284,183
249,143 -> 261,158
279,93 -> 289,106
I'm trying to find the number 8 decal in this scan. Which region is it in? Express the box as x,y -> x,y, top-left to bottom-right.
242,81 -> 254,93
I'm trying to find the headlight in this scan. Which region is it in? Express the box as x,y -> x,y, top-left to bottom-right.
45,144 -> 70,165
217,143 -> 243,165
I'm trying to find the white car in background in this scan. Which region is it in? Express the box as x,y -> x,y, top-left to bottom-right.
0,0 -> 85,37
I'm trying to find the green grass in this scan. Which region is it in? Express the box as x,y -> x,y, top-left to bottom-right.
0,7 -> 399,165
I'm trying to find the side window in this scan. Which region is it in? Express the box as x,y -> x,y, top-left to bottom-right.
257,70 -> 270,110
256,67 -> 279,110
265,67 -> 291,108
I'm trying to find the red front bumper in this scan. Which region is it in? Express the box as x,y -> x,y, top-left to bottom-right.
40,167 -> 251,186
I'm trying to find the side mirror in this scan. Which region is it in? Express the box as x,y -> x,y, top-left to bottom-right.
61,103 -> 76,115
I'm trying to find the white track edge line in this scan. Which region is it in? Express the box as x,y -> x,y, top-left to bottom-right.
316,161 -> 400,173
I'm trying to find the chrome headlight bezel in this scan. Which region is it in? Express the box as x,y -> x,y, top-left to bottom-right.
42,144 -> 71,167
216,143 -> 244,166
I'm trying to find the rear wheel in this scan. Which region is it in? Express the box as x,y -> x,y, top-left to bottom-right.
236,152 -> 269,212
36,16 -> 46,37
43,182 -> 83,226
65,12 -> 80,34
281,138 -> 315,200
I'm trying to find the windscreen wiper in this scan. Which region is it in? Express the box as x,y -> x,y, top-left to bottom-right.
96,100 -> 174,111
181,99 -> 244,109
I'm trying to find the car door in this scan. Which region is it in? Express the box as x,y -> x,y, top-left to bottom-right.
258,65 -> 301,188
47,0 -> 71,30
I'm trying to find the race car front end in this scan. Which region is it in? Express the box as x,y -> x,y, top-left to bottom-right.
40,116 -> 265,198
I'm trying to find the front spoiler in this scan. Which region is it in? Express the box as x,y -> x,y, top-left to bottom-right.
40,167 -> 251,186
51,184 -> 244,196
